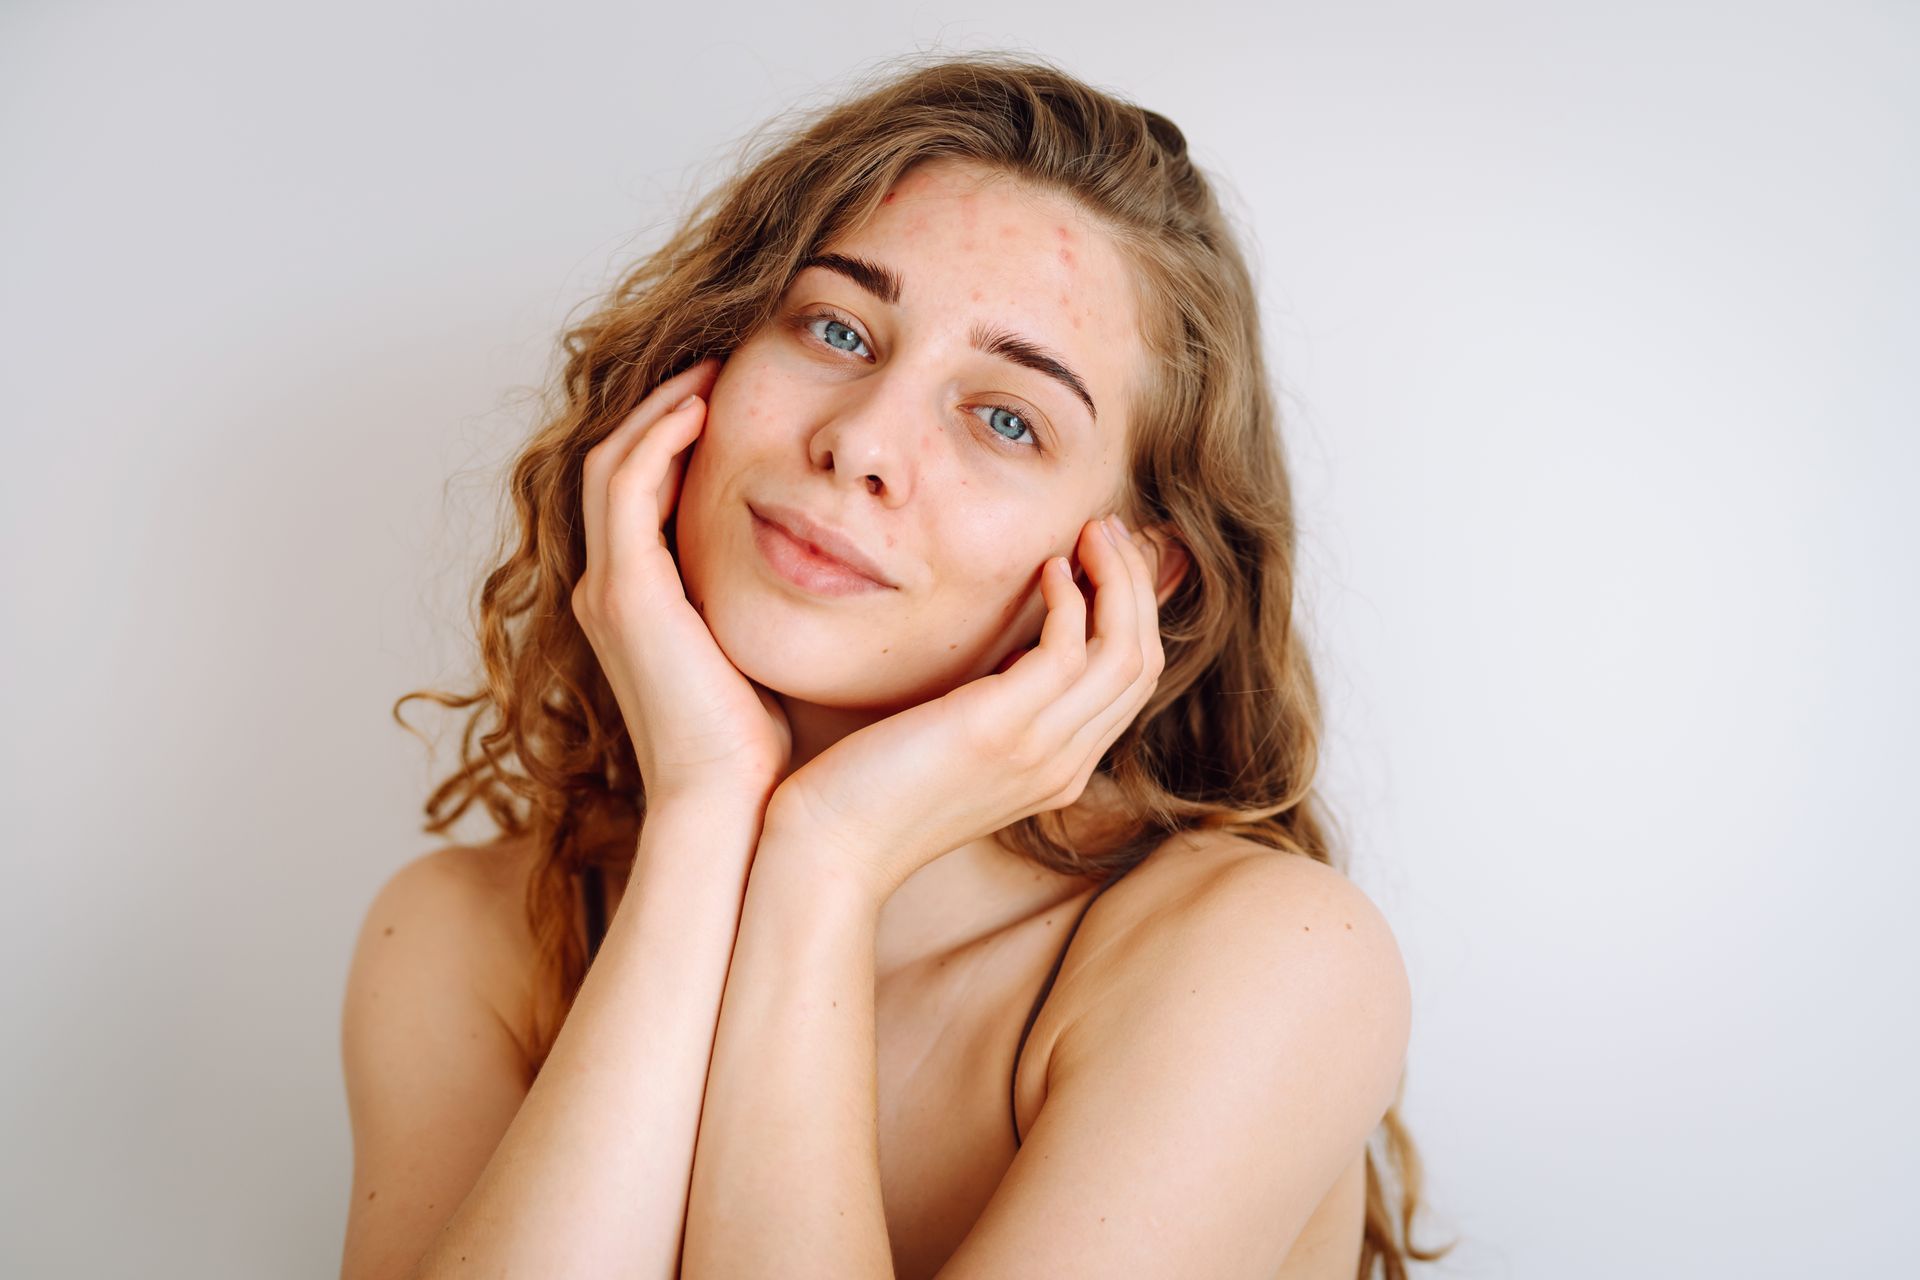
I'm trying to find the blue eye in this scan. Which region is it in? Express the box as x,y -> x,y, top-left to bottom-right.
806,314 -> 870,357
792,308 -> 1047,455
972,404 -> 1039,450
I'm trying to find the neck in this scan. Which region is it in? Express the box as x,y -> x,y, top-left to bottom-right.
771,690 -> 1111,979
776,692 -> 889,778
771,694 -> 1136,974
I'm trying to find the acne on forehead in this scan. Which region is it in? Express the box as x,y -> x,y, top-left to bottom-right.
854,168 -> 1136,405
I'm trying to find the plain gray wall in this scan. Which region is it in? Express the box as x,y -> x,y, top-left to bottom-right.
3,2 -> 1913,1276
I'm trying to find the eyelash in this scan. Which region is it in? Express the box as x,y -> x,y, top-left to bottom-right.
789,308 -> 1047,455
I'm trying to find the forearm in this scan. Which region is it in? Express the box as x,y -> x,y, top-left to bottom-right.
412,790 -> 768,1280
680,819 -> 894,1278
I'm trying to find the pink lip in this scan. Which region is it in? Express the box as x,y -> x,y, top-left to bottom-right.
750,502 -> 897,594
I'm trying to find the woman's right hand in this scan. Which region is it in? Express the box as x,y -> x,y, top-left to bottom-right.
571,356 -> 793,806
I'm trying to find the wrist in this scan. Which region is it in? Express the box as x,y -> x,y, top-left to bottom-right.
755,804 -> 897,913
645,776 -> 777,822
633,785 -> 773,879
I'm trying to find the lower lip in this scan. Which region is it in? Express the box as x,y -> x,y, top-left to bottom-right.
750,509 -> 893,596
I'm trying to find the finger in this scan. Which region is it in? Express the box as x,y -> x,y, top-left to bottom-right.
582,358 -> 719,534
1086,514 -> 1140,661
1108,518 -> 1166,674
1066,519 -> 1170,762
653,412 -> 697,545
605,394 -> 706,578
996,552 -> 1086,701
1002,510 -> 1138,735
627,388 -> 713,517
1030,515 -> 1150,748
1072,513 -> 1144,697
580,357 -> 720,572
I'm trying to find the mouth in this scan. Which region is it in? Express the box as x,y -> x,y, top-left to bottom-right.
749,504 -> 897,596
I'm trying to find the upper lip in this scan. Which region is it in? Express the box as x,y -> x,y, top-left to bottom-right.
752,501 -> 897,587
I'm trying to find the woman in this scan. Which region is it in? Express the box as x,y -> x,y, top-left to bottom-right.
343,51 -> 1453,1279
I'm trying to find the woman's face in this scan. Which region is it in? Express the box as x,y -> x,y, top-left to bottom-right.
674,156 -> 1148,711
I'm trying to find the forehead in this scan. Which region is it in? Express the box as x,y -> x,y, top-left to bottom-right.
809,160 -> 1144,428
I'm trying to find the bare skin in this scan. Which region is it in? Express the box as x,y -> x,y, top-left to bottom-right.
420,820 -> 1373,1280
340,156 -> 1403,1277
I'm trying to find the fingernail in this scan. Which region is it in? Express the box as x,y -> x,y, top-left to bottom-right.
672,393 -> 699,412
1100,516 -> 1118,545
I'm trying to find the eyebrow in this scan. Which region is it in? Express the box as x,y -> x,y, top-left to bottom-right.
792,252 -> 1099,424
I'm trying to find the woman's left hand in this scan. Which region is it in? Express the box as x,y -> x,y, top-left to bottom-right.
762,512 -> 1166,904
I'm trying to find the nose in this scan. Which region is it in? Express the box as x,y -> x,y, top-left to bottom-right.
805,368 -> 932,501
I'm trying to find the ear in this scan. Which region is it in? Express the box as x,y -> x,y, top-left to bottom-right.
1134,524 -> 1191,607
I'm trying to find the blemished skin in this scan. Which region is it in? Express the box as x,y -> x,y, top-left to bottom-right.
673,156 -> 1147,733
670,154 -> 1187,967
672,155 -> 1404,1277
339,155 -> 1407,1280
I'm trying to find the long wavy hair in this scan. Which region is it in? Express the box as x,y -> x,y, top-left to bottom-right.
394,49 -> 1454,1278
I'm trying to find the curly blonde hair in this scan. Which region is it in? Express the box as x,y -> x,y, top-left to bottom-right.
395,49 -> 1454,1277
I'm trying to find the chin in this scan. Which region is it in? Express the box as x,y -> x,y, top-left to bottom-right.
695,575 -> 935,712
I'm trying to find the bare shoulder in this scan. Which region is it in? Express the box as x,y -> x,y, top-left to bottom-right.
1054,829 -> 1411,1095
338,837 -> 549,1279
347,836 -> 548,1065
1081,830 -> 1402,957
958,832 -> 1410,1274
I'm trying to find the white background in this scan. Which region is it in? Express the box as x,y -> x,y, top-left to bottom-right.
3,2 -> 1913,1276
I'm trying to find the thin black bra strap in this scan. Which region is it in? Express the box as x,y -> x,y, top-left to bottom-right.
581,863 -> 608,963
1010,873 -> 1125,1147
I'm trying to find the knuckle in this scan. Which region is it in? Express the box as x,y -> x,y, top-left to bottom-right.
1005,731 -> 1046,774
958,708 -> 1015,762
1045,769 -> 1087,810
1049,760 -> 1082,798
582,434 -> 619,474
574,579 -> 617,626
605,461 -> 648,500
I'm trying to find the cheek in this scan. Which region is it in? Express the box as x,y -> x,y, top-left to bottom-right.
684,365 -> 783,497
710,360 -> 811,447
939,524 -> 1069,630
